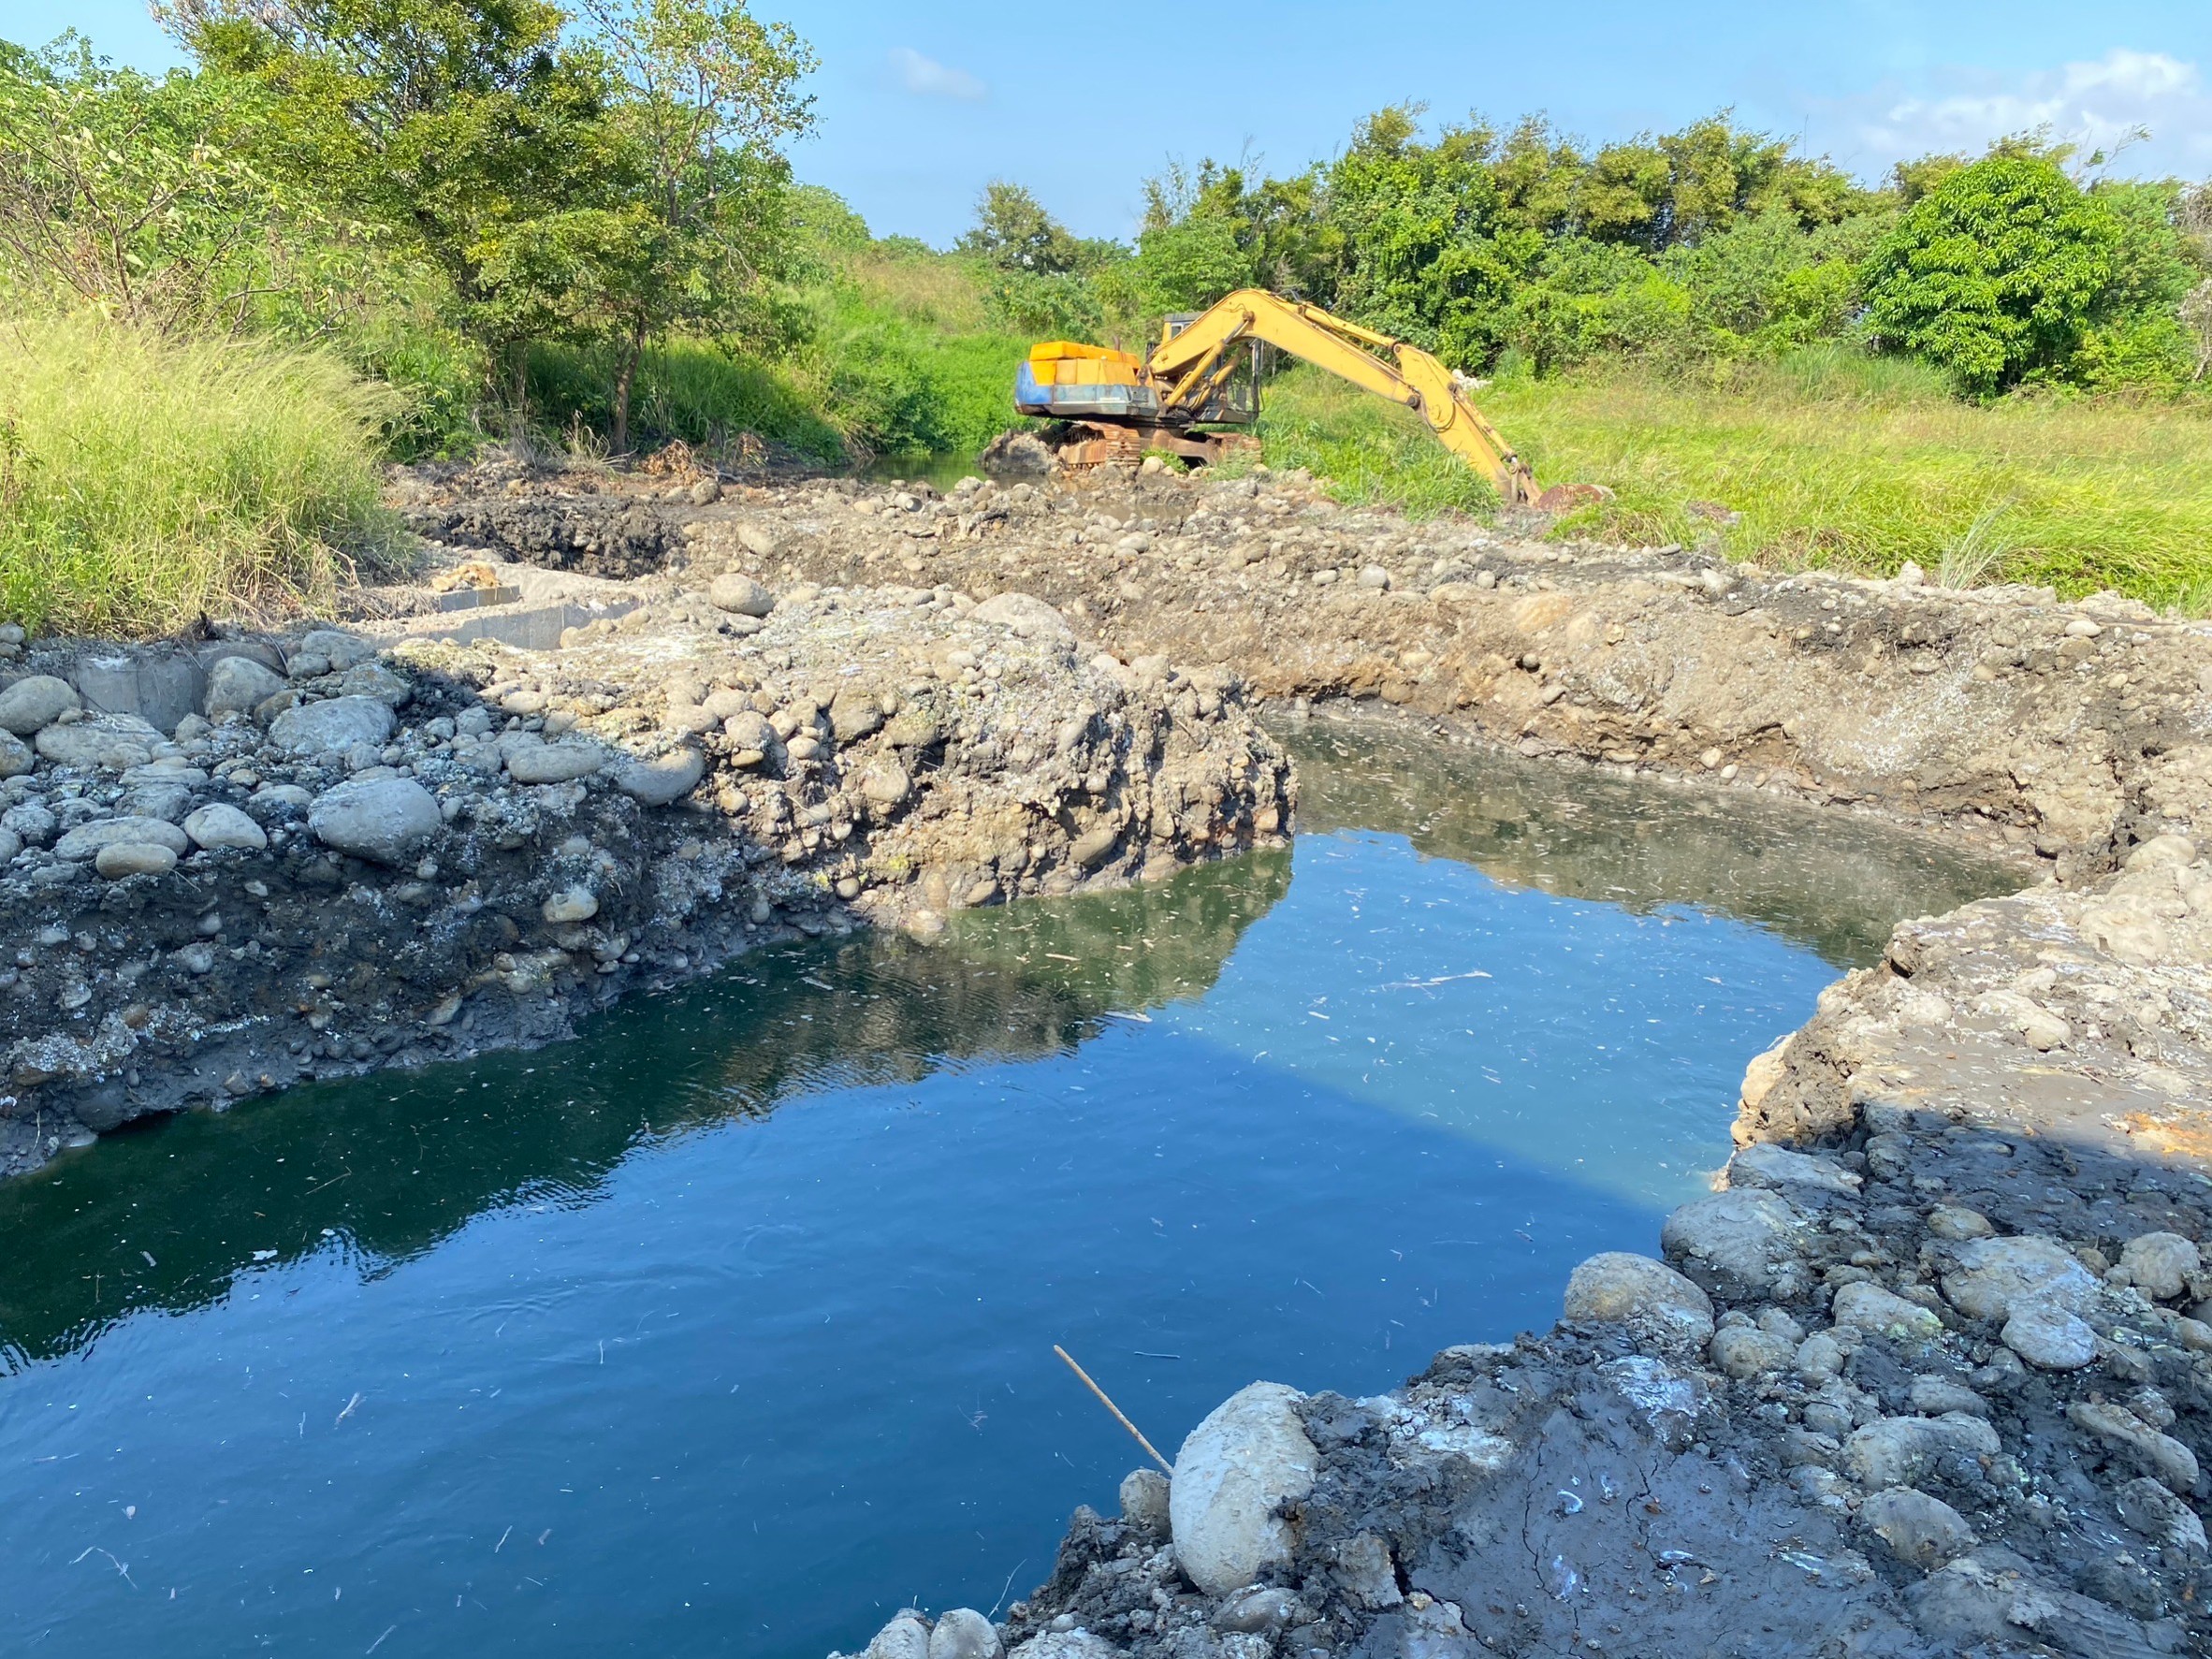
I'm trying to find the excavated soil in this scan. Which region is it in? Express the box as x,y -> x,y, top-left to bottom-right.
14,448 -> 2212,1657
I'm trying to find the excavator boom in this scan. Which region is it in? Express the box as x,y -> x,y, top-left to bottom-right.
1143,291 -> 1539,505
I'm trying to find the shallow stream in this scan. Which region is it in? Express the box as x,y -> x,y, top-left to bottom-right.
0,715 -> 2020,1656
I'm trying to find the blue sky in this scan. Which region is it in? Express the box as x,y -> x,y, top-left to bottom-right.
8,0 -> 2211,245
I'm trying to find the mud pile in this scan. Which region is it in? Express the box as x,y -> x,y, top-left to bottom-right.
0,569 -> 1289,1174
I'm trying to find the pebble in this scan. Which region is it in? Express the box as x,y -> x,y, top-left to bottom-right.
1118,1468 -> 1169,1534
0,731 -> 30,779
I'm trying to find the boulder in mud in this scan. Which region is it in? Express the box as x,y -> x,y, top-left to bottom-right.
710,573 -> 776,617
0,731 -> 28,779
269,695 -> 397,757
182,804 -> 269,852
2118,1231 -> 2201,1300
1861,1485 -> 1976,1568
308,777 -> 442,865
505,740 -> 606,784
612,748 -> 706,807
851,1610 -> 929,1659
926,1608 -> 1000,1659
205,654 -> 289,720
1171,1381 -> 1317,1595
0,674 -> 80,734
1940,1235 -> 2097,1321
36,714 -> 158,771
2115,1477 -> 2208,1553
1006,1636 -> 1117,1659
52,817 -> 191,862
972,592 -> 1070,638
1842,1413 -> 2000,1490
1660,1188 -> 1812,1299
1831,1282 -> 1943,1342
2001,1303 -> 2098,1370
1562,1252 -> 1714,1352
94,841 -> 178,880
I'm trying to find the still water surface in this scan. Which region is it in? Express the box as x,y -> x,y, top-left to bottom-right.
0,717 -> 2018,1656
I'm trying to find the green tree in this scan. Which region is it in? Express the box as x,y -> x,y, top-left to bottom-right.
167,0 -> 616,409
0,36 -> 342,334
956,182 -> 1082,274
1862,154 -> 2124,393
560,0 -> 813,451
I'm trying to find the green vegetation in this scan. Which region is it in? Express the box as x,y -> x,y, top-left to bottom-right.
0,312 -> 400,634
5,4 -> 2212,626
1261,354 -> 2212,607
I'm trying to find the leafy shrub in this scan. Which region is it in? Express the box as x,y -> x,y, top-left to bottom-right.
1861,157 -> 2123,395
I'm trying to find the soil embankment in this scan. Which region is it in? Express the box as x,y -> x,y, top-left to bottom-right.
9,451 -> 2212,1654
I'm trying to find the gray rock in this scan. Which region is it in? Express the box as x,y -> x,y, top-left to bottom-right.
298,629 -> 377,671
1562,1251 -> 1715,1352
1118,1468 -> 1169,1534
269,695 -> 397,757
1212,1587 -> 1305,1635
505,741 -> 605,784
1660,1188 -> 1811,1298
35,715 -> 158,771
2068,1400 -> 2201,1493
308,777 -> 442,865
830,687 -> 885,742
205,654 -> 289,720
1908,1376 -> 1988,1417
2115,1477 -> 2208,1553
857,1611 -> 930,1659
1927,1205 -> 1995,1242
3,803 -> 56,845
74,650 -> 206,735
1842,1414 -> 2001,1490
721,710 -> 778,756
1831,1282 -> 1944,1342
2001,1303 -> 2099,1370
94,841 -> 177,879
1909,1552 -> 2155,1652
2118,1231 -> 2201,1300
1171,1381 -> 1317,1595
0,828 -> 19,862
0,674 -> 80,734
926,1609 -> 1001,1659
735,521 -> 777,557
1070,822 -> 1120,869
122,783 -> 191,822
52,817 -> 191,861
1728,1141 -> 1862,1197
860,762 -> 912,807
1332,1532 -> 1402,1609
1710,1325 -> 1797,1378
1795,1332 -> 1844,1384
1356,564 -> 1390,589
972,592 -> 1071,638
1861,1486 -> 1976,1569
612,749 -> 705,807
542,886 -> 599,924
0,730 -> 31,779
1942,1235 -> 2098,1320
1006,1636 -> 1119,1659
709,573 -> 776,617
182,804 -> 269,851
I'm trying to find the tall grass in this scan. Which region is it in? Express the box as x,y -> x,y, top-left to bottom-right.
0,312 -> 400,636
1256,351 -> 2212,608
1242,369 -> 1501,517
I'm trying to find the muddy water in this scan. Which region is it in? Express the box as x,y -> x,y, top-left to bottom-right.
0,718 -> 2017,1657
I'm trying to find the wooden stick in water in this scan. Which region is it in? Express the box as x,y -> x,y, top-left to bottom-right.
1054,1344 -> 1174,1476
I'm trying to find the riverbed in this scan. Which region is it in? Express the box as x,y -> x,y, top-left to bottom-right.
0,716 -> 2016,1657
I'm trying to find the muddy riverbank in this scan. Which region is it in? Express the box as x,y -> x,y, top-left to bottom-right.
11,447 -> 2212,1655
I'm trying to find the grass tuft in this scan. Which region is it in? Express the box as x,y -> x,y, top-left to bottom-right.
0,312 -> 401,637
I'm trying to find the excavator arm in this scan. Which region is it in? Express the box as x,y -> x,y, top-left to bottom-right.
1144,289 -> 1540,505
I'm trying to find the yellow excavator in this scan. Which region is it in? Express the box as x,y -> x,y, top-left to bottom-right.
1013,288 -> 1548,506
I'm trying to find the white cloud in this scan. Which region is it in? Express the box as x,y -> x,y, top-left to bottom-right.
890,47 -> 987,103
1827,48 -> 2212,175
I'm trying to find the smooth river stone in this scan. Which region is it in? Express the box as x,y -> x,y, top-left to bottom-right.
1170,1382 -> 1317,1595
308,777 -> 441,865
95,841 -> 178,879
269,695 -> 397,757
52,816 -> 192,861
0,674 -> 80,735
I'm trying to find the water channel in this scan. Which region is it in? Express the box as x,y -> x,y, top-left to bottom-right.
0,713 -> 2021,1657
